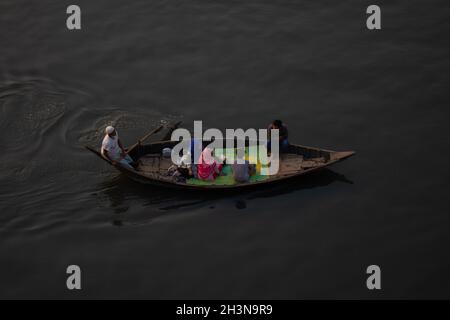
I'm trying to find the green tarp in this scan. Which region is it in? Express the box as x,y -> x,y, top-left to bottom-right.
186,146 -> 270,186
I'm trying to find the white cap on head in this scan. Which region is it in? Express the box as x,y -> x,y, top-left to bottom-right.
105,126 -> 115,135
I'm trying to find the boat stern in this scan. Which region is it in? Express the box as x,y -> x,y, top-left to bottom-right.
331,150 -> 356,161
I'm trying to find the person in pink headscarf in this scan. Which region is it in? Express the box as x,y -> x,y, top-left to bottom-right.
197,147 -> 223,181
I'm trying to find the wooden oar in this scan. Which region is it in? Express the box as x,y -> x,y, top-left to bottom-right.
160,120 -> 183,141
127,124 -> 164,153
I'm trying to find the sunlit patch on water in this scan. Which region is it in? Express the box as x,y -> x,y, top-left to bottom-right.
0,80 -> 66,153
77,110 -> 179,147
0,77 -> 184,232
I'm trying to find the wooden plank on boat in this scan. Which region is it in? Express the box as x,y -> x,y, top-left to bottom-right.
159,157 -> 172,172
278,154 -> 303,175
137,154 -> 160,173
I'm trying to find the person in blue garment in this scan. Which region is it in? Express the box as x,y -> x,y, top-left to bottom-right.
189,138 -> 203,178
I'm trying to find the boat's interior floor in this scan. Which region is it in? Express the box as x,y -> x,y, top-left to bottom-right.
136,153 -> 327,184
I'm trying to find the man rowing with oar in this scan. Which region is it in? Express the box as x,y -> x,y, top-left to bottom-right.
101,126 -> 138,170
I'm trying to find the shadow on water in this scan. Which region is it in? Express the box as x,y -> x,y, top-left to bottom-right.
95,168 -> 353,225
246,169 -> 353,200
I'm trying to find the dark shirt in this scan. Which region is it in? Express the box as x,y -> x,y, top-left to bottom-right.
268,124 -> 288,141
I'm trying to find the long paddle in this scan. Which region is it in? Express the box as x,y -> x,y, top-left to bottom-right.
160,120 -> 183,141
127,124 -> 164,153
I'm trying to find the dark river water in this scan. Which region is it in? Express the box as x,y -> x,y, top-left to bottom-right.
0,0 -> 449,299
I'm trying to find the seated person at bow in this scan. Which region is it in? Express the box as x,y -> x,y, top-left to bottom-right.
101,126 -> 138,170
197,147 -> 223,181
267,119 -> 289,153
232,151 -> 256,183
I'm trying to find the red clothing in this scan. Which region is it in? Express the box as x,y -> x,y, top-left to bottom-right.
197,148 -> 223,181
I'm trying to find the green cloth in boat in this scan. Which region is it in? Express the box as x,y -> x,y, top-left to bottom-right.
186,146 -> 270,186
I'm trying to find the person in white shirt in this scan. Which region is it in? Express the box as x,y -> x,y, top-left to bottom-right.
101,126 -> 137,170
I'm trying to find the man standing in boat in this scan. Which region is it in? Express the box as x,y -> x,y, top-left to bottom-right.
101,126 -> 138,170
268,119 -> 289,153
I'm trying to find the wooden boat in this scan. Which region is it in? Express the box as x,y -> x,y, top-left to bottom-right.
85,134 -> 355,190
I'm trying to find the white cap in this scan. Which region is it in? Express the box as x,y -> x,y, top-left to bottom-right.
105,126 -> 115,135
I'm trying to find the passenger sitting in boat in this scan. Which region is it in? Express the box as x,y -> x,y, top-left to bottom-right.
232,153 -> 256,183
167,162 -> 193,182
101,126 -> 138,170
178,154 -> 195,179
197,147 -> 223,181
267,119 -> 289,153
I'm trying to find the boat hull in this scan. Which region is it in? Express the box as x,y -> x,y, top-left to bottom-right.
86,139 -> 355,190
